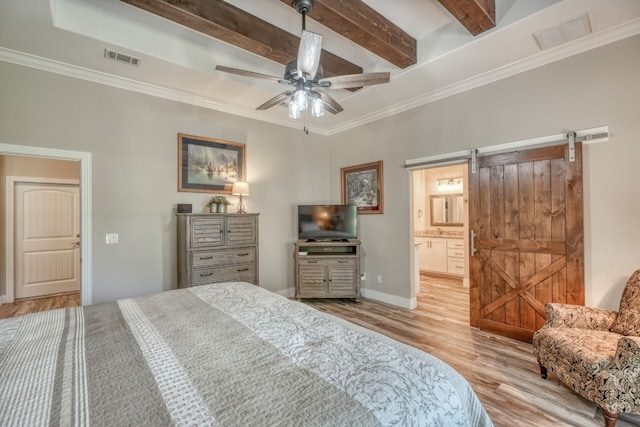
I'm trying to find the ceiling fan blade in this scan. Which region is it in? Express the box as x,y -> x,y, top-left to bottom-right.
215,65 -> 284,84
297,30 -> 322,79
256,91 -> 293,111
317,90 -> 344,114
319,72 -> 390,89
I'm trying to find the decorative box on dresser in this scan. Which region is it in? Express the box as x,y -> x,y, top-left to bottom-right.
294,240 -> 361,300
177,213 -> 259,288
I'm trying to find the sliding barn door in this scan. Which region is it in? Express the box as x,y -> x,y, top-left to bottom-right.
468,144 -> 584,342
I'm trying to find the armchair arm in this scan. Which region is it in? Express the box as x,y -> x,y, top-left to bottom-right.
592,336 -> 640,414
542,303 -> 618,331
611,336 -> 640,370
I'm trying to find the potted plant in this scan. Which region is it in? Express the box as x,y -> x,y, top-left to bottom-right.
208,196 -> 230,213
217,196 -> 230,213
207,196 -> 221,213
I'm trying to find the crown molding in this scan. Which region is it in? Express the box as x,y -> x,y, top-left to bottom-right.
328,17 -> 640,135
1,17 -> 638,137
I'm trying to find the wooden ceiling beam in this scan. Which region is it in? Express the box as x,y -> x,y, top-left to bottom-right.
119,0 -> 363,78
280,0 -> 417,69
437,0 -> 496,36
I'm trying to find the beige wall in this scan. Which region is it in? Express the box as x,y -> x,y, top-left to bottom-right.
0,62 -> 330,303
0,34 -> 638,311
329,34 -> 640,310
0,156 -> 79,297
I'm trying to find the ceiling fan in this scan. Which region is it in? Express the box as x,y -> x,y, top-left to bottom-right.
215,0 -> 390,123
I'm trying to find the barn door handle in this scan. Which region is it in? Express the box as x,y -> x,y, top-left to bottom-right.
470,230 -> 478,256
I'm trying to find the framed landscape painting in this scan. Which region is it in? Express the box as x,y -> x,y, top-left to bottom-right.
341,161 -> 384,214
178,134 -> 246,194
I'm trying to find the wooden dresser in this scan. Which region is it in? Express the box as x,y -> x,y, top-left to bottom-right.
294,240 -> 361,300
177,213 -> 259,288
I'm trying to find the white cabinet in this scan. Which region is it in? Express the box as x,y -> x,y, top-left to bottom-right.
416,237 -> 447,273
416,236 -> 465,276
447,239 -> 465,277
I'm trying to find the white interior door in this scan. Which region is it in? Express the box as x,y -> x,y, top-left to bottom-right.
15,183 -> 80,299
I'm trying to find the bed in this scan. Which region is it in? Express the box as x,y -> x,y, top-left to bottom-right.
0,282 -> 493,426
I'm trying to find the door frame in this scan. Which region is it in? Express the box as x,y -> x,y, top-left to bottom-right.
1,143 -> 92,305
7,177 -> 80,302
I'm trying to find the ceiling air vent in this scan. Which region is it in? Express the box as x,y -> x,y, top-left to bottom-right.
532,13 -> 592,50
104,48 -> 141,67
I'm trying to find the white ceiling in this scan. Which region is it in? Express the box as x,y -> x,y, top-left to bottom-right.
1,0 -> 639,135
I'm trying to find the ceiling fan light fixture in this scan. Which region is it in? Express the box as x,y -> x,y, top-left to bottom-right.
214,0 -> 390,129
289,97 -> 302,119
311,95 -> 324,117
297,30 -> 322,79
294,89 -> 308,110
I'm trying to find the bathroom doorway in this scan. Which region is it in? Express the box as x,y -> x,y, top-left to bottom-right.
412,163 -> 469,308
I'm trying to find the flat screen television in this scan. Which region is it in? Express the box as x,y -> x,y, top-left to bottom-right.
298,204 -> 358,241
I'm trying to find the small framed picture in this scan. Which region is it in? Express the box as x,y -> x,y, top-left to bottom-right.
178,134 -> 246,194
341,161 -> 384,214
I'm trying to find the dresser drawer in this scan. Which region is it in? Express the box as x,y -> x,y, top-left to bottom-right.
447,239 -> 464,249
191,247 -> 256,268
448,258 -> 465,276
448,248 -> 465,258
191,263 -> 256,285
298,258 -> 356,267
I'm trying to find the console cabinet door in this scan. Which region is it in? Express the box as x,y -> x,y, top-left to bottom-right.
298,261 -> 327,294
416,237 -> 431,271
226,216 -> 257,246
416,237 -> 447,273
328,260 -> 357,294
191,217 -> 224,247
430,239 -> 448,273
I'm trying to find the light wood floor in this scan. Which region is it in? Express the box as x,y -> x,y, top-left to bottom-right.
305,274 -> 639,427
2,282 -> 638,426
0,292 -> 80,319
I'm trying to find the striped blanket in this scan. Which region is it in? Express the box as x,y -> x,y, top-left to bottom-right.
0,282 -> 493,426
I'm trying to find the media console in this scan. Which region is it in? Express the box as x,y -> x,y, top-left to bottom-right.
294,240 -> 361,300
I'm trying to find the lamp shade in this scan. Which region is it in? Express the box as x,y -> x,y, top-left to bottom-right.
231,181 -> 250,196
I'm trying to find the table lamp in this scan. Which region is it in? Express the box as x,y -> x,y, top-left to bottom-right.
231,181 -> 249,213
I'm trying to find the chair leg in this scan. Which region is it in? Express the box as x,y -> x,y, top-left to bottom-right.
602,409 -> 618,427
539,363 -> 547,379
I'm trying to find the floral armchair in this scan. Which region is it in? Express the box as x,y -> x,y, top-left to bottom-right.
533,270 -> 640,427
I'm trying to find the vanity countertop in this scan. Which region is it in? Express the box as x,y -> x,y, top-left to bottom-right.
415,229 -> 464,239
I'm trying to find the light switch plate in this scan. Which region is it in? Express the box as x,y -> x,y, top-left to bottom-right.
106,233 -> 119,244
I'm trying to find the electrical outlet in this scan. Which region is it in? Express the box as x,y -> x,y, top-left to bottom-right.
106,233 -> 119,244
376,274 -> 382,283
360,273 -> 366,281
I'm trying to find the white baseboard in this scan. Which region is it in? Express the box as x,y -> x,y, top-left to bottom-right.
269,287 -> 416,309
272,287 -> 295,298
0,294 -> 9,304
361,288 -> 417,309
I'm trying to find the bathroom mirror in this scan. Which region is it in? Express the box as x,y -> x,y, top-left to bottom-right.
430,194 -> 464,226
